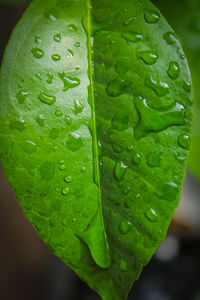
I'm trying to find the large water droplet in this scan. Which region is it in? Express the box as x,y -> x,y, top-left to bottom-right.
137,50 -> 158,65
147,151 -> 162,168
145,208 -> 158,222
163,32 -> 177,45
59,72 -> 80,91
106,78 -> 126,97
66,132 -> 83,152
73,100 -> 84,115
38,92 -> 56,105
114,161 -> 127,182
144,9 -> 160,23
53,33 -> 61,42
147,75 -> 169,96
31,47 -> 44,59
119,220 -> 132,234
16,90 -> 28,104
178,134 -> 190,149
64,175 -> 72,183
122,31 -> 143,43
167,61 -> 180,79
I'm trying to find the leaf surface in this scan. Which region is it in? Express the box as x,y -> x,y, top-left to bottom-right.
0,0 -> 193,299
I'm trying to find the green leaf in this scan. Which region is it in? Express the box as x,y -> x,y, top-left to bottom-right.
153,0 -> 200,181
0,0 -> 193,299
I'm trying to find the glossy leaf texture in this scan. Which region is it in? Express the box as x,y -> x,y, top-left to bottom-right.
0,0 -> 193,299
153,0 -> 199,181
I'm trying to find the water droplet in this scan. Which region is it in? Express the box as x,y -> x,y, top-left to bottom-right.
127,145 -> 134,151
35,36 -> 41,44
178,134 -> 190,149
147,75 -> 169,96
55,110 -> 63,117
64,115 -> 72,125
73,100 -> 84,115
81,166 -> 86,173
119,259 -> 128,272
144,9 -> 160,23
147,151 -> 162,167
66,132 -> 83,152
114,161 -> 127,182
22,140 -> 37,153
16,90 -> 28,104
119,220 -> 132,234
145,208 -> 158,222
68,24 -> 77,31
135,193 -> 141,199
106,78 -> 126,97
112,112 -> 129,131
52,54 -> 61,61
124,16 -> 136,26
59,164 -> 66,170
122,31 -> 143,43
64,176 -> 72,183
162,181 -> 178,201
62,187 -> 70,195
38,92 -> 56,105
74,42 -> 80,47
36,114 -> 45,127
122,186 -> 131,195
66,49 -> 74,57
46,72 -> 53,84
137,50 -> 158,65
163,32 -> 177,45
58,72 -> 80,91
53,33 -> 61,42
167,61 -> 180,79
31,47 -> 44,59
75,65 -> 80,70
132,153 -> 141,165
58,159 -> 64,164
9,116 -> 25,131
183,80 -> 191,92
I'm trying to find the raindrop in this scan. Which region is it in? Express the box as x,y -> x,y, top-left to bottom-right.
163,32 -> 177,45
68,24 -> 77,31
9,116 -> 25,131
132,153 -> 141,165
64,115 -> 72,125
59,164 -> 66,170
145,208 -> 158,222
178,134 -> 190,149
114,161 -> 127,182
137,50 -> 158,65
31,47 -> 44,59
46,73 -> 53,84
64,176 -> 72,183
74,42 -> 80,47
122,186 -> 131,195
66,132 -> 83,152
144,9 -> 160,23
22,140 -> 37,153
167,61 -> 180,79
147,75 -> 169,96
53,33 -> 61,42
124,16 -> 136,26
183,80 -> 191,92
62,187 -> 70,195
119,220 -> 132,234
122,31 -> 143,43
16,90 -> 28,104
52,54 -> 61,61
66,49 -> 74,57
36,114 -> 45,127
58,72 -> 80,91
38,92 -> 56,105
55,110 -> 63,117
73,100 -> 84,115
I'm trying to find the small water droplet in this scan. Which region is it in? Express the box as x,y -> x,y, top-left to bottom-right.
145,208 -> 158,222
46,72 -> 53,84
167,61 -> 180,79
52,54 -> 61,61
31,47 -> 44,59
114,161 -> 127,182
119,259 -> 128,272
35,36 -> 41,44
64,115 -> 72,125
178,134 -> 190,149
66,49 -> 74,57
147,151 -> 162,168
64,176 -> 72,183
122,31 -> 143,43
147,75 -> 169,96
119,220 -> 132,234
16,90 -> 28,104
183,80 -> 191,92
36,114 -> 45,127
135,193 -> 141,199
137,50 -> 158,65
68,24 -> 77,31
132,153 -> 141,165
58,72 -> 80,91
62,187 -> 70,195
122,186 -> 131,195
163,32 -> 177,45
59,164 -> 66,170
124,16 -> 136,26
106,78 -> 126,97
66,132 -> 83,152
81,166 -> 86,173
144,9 -> 160,23
162,181 -> 178,201
75,65 -> 80,70
55,110 -> 63,117
9,116 -> 25,131
38,92 -> 56,105
74,42 -> 80,47
53,33 -> 61,42
22,140 -> 37,153
127,145 -> 134,151
73,100 -> 84,115
58,159 -> 64,164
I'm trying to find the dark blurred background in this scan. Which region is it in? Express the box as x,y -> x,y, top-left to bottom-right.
1,2 -> 200,300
